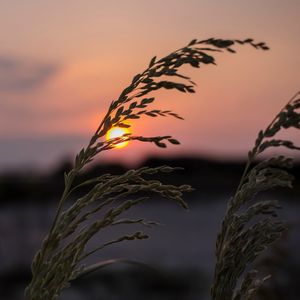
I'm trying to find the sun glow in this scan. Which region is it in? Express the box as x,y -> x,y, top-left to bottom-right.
106,127 -> 130,148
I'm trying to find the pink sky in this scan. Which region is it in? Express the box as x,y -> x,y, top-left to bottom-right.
0,1 -> 299,170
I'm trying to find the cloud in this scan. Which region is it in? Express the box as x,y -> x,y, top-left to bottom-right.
0,55 -> 60,92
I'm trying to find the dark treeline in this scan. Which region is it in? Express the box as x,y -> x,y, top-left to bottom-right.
1,156 -> 299,203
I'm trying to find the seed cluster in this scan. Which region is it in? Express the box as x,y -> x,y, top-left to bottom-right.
212,92 -> 300,300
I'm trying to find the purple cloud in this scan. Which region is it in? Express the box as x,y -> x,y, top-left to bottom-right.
0,55 -> 60,92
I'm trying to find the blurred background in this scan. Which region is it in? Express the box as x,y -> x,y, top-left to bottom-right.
0,1 -> 300,299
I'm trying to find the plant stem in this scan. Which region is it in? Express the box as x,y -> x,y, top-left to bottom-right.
48,170 -> 76,238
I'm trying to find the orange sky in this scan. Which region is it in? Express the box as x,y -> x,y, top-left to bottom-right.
0,1 -> 299,170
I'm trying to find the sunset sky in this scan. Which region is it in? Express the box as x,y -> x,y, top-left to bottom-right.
0,1 -> 299,171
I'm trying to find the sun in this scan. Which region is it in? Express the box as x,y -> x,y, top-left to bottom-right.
106,126 -> 130,148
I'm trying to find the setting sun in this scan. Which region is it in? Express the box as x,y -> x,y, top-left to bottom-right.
106,127 -> 130,149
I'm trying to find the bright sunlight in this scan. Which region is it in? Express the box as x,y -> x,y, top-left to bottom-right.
106,127 -> 130,148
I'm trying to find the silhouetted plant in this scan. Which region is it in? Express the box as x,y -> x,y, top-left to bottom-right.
211,91 -> 300,300
24,38 -> 268,300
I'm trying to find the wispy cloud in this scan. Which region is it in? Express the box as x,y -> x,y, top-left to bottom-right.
0,55 -> 60,92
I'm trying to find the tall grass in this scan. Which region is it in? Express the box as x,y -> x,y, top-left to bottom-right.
212,91 -> 300,300
25,38 -> 270,300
